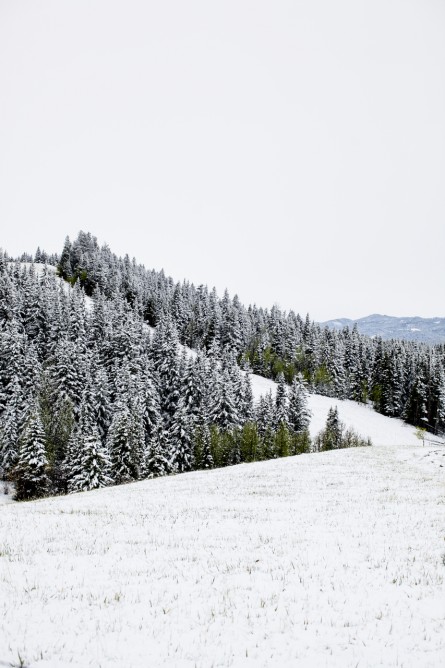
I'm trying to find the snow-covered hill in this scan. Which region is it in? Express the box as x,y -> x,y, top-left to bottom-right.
14,263 -> 440,448
1,441 -> 444,667
12,262 -> 95,311
249,374 -> 430,447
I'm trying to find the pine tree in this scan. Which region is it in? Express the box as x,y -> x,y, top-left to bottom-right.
0,375 -> 23,477
274,422 -> 291,458
240,422 -> 259,462
288,373 -> 311,433
68,425 -> 112,493
169,398 -> 193,473
321,406 -> 343,450
201,423 -> 214,469
107,403 -> 136,484
151,316 -> 181,427
274,372 -> 289,428
208,369 -> 240,431
14,404 -> 50,500
58,236 -> 73,280
95,367 -> 112,444
144,421 -> 170,478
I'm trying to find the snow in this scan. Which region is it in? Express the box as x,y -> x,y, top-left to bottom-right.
11,262 -> 95,312
1,442 -> 444,667
249,374 -> 432,447
144,321 -> 439,448
0,481 -> 14,505
2,264 -> 444,667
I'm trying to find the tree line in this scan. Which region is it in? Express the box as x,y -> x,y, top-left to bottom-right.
57,232 -> 445,434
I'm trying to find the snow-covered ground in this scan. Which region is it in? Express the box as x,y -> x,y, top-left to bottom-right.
2,263 -> 444,666
0,481 -> 14,505
249,374 -> 431,447
1,442 -> 444,668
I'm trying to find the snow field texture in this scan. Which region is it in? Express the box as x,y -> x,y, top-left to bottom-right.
1,441 -> 444,667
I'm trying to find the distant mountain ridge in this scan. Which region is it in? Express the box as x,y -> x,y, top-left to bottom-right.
320,314 -> 445,345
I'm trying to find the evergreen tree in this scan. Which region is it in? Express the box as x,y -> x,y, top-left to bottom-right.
14,404 -> 50,500
320,406 -> 343,450
274,372 -> 289,427
107,403 -> 138,484
144,419 -> 170,477
288,373 -> 311,433
68,425 -> 112,493
0,375 -> 23,476
169,398 -> 193,473
274,422 -> 291,458
240,422 -> 260,462
208,369 -> 240,431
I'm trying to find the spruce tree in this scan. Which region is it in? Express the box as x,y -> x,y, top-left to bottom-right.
107,403 -> 136,484
322,406 -> 343,450
169,398 -> 193,473
288,373 -> 311,433
144,419 -> 170,478
14,404 -> 50,500
69,425 -> 112,493
274,372 -> 289,428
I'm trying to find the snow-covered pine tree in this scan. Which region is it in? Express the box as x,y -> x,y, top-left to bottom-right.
169,397 -> 193,473
208,368 -> 240,432
321,406 -> 343,450
14,401 -> 50,500
288,373 -> 311,433
143,411 -> 170,477
94,367 -> 112,444
274,372 -> 289,428
151,315 -> 181,428
0,375 -> 22,477
107,400 -> 139,484
68,424 -> 112,493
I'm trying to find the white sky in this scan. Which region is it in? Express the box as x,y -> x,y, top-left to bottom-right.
1,0 -> 444,321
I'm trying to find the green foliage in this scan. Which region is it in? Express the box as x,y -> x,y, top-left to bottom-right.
313,408 -> 371,451
290,430 -> 311,455
239,422 -> 260,463
313,365 -> 332,389
274,423 -> 290,458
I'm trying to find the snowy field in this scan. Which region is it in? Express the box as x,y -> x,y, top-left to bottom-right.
1,440 -> 444,667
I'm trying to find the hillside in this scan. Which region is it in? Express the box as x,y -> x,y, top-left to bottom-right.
321,314 -> 445,345
1,440 -> 444,667
1,234 -> 444,505
249,373 -> 426,446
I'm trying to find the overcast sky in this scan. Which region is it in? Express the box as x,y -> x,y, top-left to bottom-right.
1,1 -> 444,321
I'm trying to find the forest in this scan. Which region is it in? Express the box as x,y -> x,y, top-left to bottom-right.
0,231 -> 443,500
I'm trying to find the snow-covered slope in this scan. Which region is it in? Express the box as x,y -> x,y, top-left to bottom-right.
1,442 -> 444,668
249,374 -> 429,447
149,329 -> 426,447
